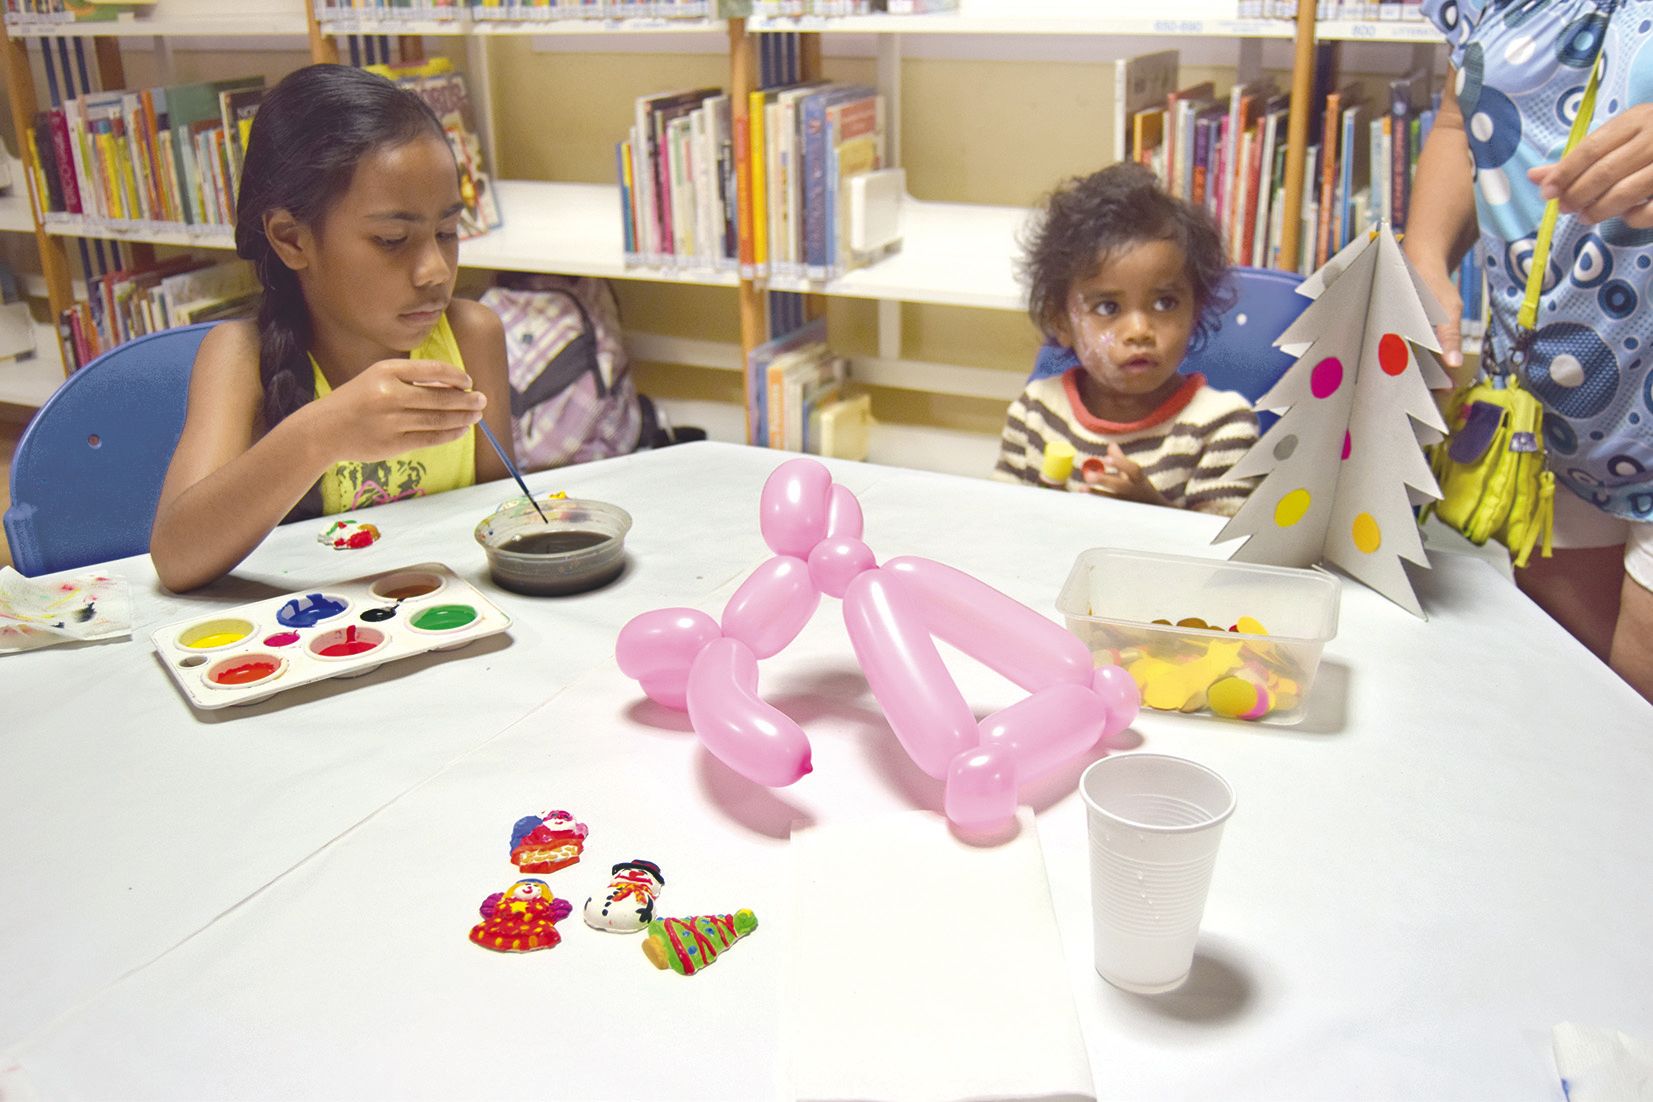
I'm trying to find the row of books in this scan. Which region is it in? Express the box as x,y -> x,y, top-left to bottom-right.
24,76 -> 267,238
1115,48 -> 1482,335
56,257 -> 257,372
22,59 -> 499,246
1246,0 -> 1427,16
1117,51 -> 1409,273
2,0 -> 152,24
749,0 -> 958,15
313,0 -> 730,21
744,316 -> 857,453
619,81 -> 895,282
363,59 -> 502,240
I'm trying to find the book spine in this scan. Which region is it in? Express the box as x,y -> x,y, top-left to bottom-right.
802,92 -> 830,281
748,91 -> 769,279
1315,101 -> 1337,269
1390,86 -> 1411,237
767,357 -> 786,448
618,140 -> 636,264
719,101 -> 738,268
47,107 -> 80,215
735,96 -> 754,277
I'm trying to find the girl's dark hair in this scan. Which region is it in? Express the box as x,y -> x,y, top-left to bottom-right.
1020,162 -> 1235,351
235,63 -> 446,431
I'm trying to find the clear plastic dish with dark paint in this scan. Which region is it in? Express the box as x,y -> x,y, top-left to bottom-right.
474,497 -> 633,596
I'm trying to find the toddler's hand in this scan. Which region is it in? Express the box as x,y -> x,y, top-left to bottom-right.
309,358 -> 485,464
1083,444 -> 1168,507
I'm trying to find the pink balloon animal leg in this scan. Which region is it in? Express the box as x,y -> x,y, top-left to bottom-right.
616,459 -> 846,787
842,567 -> 981,779
686,637 -> 812,787
945,668 -> 1140,828
882,556 -> 1093,692
616,608 -> 721,711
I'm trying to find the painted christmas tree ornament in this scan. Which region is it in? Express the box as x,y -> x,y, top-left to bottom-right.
642,911 -> 757,975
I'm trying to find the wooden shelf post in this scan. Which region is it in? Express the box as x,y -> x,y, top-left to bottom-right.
3,26 -> 75,376
1279,3 -> 1318,273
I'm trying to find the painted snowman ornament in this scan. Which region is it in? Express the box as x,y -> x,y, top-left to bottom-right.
583,860 -> 665,933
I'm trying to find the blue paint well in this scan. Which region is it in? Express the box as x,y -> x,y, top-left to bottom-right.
276,593 -> 348,628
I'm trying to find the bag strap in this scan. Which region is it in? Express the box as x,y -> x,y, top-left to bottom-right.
1516,40 -> 1609,335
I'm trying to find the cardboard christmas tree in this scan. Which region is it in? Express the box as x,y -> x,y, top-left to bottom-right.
1214,226 -> 1452,617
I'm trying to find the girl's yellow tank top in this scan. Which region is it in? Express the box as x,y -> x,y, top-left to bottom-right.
310,313 -> 476,516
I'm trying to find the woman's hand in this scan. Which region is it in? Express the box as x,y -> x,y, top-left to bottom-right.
1404,250 -> 1467,381
1529,103 -> 1653,227
305,358 -> 484,464
1083,444 -> 1169,507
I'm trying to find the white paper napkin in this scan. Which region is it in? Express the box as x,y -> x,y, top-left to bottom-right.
788,809 -> 1094,1102
0,567 -> 132,653
1555,1023 -> 1653,1101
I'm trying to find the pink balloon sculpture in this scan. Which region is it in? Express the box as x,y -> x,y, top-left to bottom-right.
615,458 -> 1140,828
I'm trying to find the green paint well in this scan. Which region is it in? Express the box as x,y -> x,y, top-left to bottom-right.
411,604 -> 478,632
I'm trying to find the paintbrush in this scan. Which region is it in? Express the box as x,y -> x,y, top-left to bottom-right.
476,419 -> 550,524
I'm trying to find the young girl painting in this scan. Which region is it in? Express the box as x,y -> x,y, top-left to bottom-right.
150,64 -> 516,591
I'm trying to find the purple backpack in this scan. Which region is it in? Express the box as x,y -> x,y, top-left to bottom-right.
479,274 -> 642,473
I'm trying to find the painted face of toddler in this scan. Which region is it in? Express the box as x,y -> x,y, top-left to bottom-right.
1059,238 -> 1198,417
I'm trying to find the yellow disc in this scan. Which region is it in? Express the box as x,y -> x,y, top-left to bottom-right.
1234,616 -> 1267,635
1208,676 -> 1259,717
1274,488 -> 1312,527
1351,512 -> 1382,553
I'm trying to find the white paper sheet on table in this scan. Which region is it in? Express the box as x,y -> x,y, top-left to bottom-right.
1554,1023 -> 1653,1101
0,567 -> 132,653
788,808 -> 1094,1102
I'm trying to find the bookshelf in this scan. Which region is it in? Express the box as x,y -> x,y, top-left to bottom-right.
747,13 -> 1447,43
1,13 -> 309,37
0,0 -> 1448,478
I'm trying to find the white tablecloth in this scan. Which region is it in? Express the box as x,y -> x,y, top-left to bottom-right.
4,442 -> 1650,1099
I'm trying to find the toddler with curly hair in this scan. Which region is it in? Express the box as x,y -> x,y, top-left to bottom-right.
994,163 -> 1258,516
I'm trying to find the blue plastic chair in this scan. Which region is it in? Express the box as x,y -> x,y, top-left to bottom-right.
5,323 -> 214,576
1030,266 -> 1310,429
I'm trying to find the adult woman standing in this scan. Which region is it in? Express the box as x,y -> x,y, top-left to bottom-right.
1405,0 -> 1653,702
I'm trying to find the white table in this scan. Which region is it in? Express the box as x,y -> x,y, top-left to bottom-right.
4,442 -> 1650,1100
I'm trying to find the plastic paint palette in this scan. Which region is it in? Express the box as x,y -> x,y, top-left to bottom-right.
151,562 -> 512,710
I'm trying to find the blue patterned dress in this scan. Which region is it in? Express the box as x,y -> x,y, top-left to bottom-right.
1423,0 -> 1653,521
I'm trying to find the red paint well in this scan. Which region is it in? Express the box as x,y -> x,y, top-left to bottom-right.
212,660 -> 279,686
318,626 -> 380,657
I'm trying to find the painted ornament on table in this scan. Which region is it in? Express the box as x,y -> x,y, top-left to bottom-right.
643,910 -> 757,975
509,809 -> 589,874
470,878 -> 573,953
583,860 -> 665,933
316,518 -> 382,550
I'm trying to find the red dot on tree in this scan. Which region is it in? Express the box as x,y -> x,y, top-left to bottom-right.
1378,333 -> 1409,376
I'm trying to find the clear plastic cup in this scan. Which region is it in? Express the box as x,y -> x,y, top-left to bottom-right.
1080,753 -> 1236,994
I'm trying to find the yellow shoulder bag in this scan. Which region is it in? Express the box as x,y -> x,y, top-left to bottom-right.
1424,42 -> 1605,569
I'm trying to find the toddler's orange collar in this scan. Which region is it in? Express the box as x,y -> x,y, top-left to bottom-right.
1063,370 -> 1206,433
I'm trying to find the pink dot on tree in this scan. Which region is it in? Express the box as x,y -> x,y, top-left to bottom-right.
1310,357 -> 1344,398
1342,430 -> 1352,460
1378,333 -> 1409,376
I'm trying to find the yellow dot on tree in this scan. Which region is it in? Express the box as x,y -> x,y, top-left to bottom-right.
1352,513 -> 1382,553
1274,489 -> 1312,527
